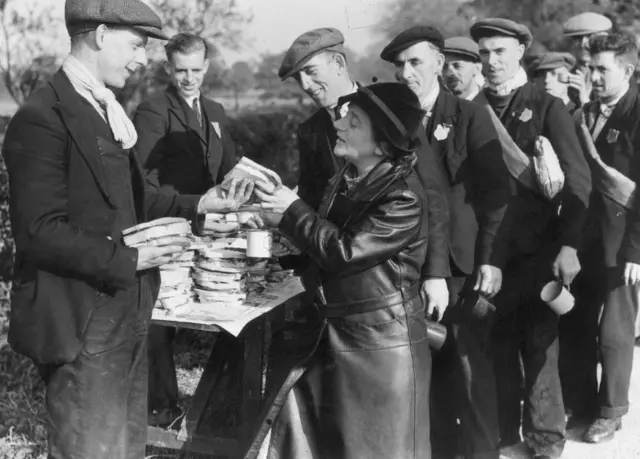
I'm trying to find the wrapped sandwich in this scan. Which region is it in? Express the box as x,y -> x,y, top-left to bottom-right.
224,157 -> 282,194
122,217 -> 194,248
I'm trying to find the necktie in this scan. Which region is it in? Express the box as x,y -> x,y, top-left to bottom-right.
591,103 -> 614,141
193,98 -> 203,127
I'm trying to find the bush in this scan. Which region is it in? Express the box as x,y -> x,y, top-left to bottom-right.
227,104 -> 315,188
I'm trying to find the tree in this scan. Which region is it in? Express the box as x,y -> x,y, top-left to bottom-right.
118,0 -> 252,115
0,0 -> 66,105
226,61 -> 255,112
146,0 -> 252,50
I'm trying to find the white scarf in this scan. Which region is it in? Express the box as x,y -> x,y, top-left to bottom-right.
486,66 -> 528,97
62,55 -> 138,149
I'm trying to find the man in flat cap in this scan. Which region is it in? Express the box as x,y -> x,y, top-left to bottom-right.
381,24 -> 512,459
133,32 -> 238,428
566,31 -> 640,444
471,17 -> 592,459
563,12 -> 613,108
442,36 -> 485,101
1,1 -> 252,457
279,27 -> 452,321
530,52 -> 579,114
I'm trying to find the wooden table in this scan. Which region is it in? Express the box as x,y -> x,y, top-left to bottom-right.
147,277 -> 305,458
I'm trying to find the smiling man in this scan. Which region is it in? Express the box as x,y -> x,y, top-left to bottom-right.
133,32 -> 238,427
381,24 -> 512,459
470,18 -> 592,459
568,32 -> 640,445
278,27 -> 452,323
0,1 -> 253,458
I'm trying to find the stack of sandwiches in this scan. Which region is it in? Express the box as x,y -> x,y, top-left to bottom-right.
158,250 -> 196,310
193,243 -> 250,306
122,217 -> 196,311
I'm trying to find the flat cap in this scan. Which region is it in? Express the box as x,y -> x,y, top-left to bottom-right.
380,26 -> 444,62
529,52 -> 576,73
470,18 -> 533,49
563,12 -> 612,37
444,36 -> 480,62
65,0 -> 168,40
278,28 -> 345,80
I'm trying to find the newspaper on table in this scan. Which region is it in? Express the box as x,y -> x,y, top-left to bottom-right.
151,276 -> 304,337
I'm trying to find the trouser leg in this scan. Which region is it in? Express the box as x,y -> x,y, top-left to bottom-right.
598,271 -> 639,419
558,251 -> 602,419
492,309 -> 524,447
431,275 -> 499,459
522,300 -> 565,458
147,324 -> 179,413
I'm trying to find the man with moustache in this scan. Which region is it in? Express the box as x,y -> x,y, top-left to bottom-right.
529,52 -> 578,114
442,36 -> 485,101
1,1 -> 252,457
278,28 -> 452,319
563,12 -> 613,108
133,32 -> 238,426
381,25 -> 512,459
470,18 -> 592,459
569,32 -> 640,444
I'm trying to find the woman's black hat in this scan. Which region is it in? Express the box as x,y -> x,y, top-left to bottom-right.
336,82 -> 426,154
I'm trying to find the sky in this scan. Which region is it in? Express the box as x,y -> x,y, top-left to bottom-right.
227,0 -> 392,63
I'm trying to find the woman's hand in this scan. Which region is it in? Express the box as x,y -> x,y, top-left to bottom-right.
253,182 -> 299,213
198,177 -> 254,213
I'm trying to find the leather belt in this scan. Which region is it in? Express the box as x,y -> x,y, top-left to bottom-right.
320,284 -> 420,318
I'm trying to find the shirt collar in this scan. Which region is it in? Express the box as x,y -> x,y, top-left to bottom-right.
181,91 -> 201,107
464,86 -> 481,101
599,82 -> 629,115
421,84 -> 440,114
327,81 -> 358,121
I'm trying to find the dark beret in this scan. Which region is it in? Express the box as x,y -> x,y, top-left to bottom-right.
65,0 -> 168,40
529,52 -> 576,73
470,18 -> 533,49
443,37 -> 480,62
380,26 -> 444,62
278,28 -> 345,80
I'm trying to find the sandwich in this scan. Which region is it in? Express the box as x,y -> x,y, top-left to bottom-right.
123,217 -> 193,248
224,157 -> 282,194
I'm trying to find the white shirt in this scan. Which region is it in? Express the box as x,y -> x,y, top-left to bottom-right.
327,82 -> 358,121
592,82 -> 629,141
421,84 -> 441,114
181,91 -> 201,109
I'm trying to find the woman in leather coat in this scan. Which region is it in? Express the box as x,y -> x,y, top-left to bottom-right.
250,82 -> 433,459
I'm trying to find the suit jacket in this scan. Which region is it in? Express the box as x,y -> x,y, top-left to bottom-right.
2,70 -> 201,365
297,107 -> 451,278
477,83 -> 591,258
582,85 -> 640,266
427,90 -> 512,275
133,85 -> 237,194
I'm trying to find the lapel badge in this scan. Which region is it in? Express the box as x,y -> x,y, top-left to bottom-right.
434,123 -> 451,141
211,121 -> 222,138
607,128 -> 620,144
519,108 -> 533,123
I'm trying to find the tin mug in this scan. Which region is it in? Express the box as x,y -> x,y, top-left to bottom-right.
246,229 -> 273,258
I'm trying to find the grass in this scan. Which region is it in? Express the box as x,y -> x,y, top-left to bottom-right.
0,289 -> 215,459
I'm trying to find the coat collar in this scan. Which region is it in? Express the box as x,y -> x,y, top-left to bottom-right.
166,85 -> 209,144
320,159 -> 413,224
592,83 -> 638,148
49,70 -> 115,208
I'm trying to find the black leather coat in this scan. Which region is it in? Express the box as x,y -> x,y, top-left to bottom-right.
247,159 -> 432,459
